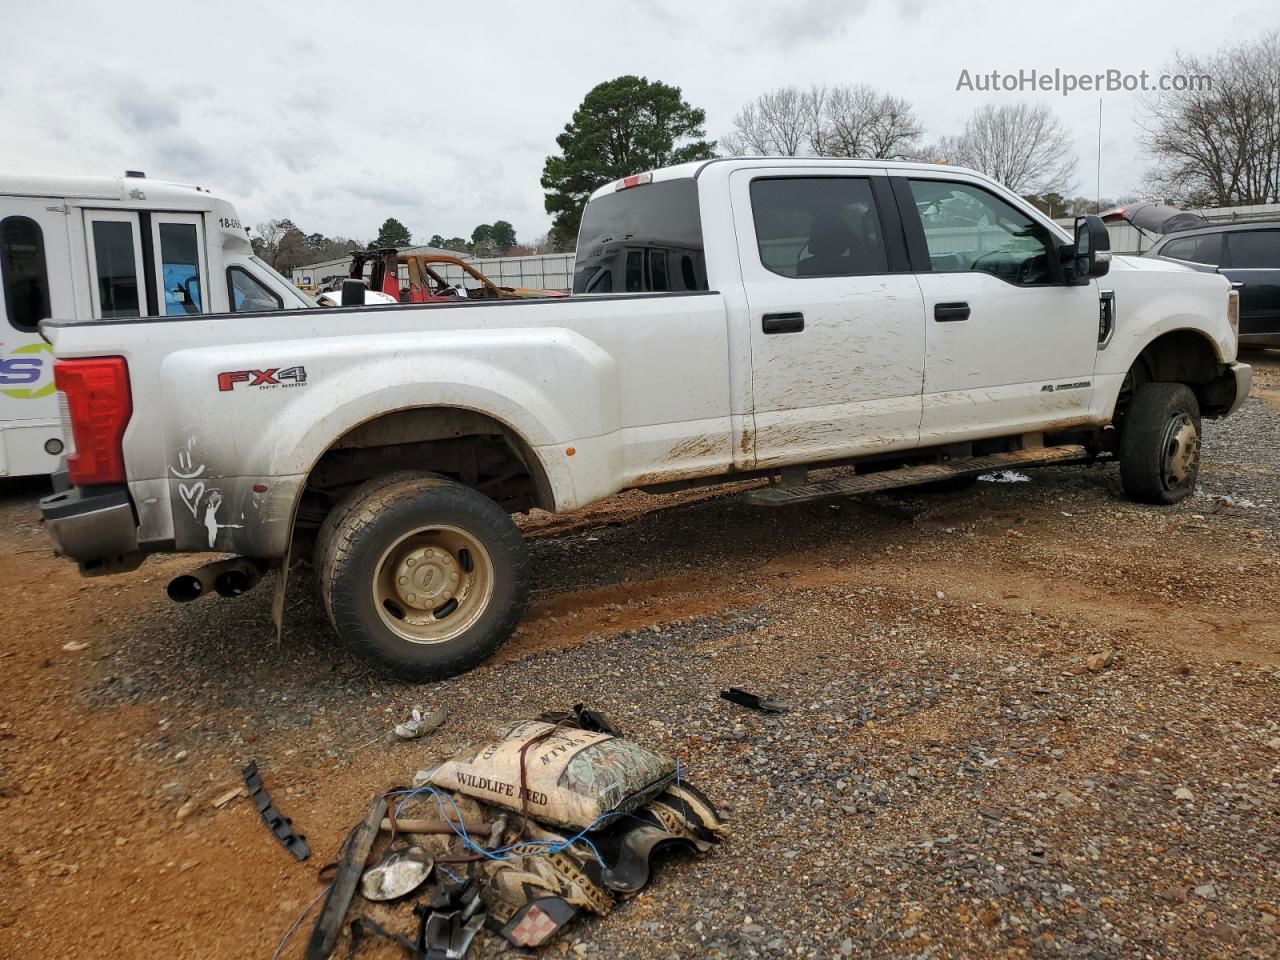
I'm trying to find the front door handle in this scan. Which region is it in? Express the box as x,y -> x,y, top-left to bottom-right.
762,312 -> 804,334
934,301 -> 970,322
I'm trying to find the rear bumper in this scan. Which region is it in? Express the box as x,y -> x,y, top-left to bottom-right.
40,483 -> 143,575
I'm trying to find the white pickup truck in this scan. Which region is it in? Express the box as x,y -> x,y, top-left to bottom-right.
38,158 -> 1250,679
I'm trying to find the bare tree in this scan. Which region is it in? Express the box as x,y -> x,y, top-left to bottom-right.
721,83 -> 924,159
1140,33 -> 1280,206
721,86 -> 823,156
813,84 -> 924,159
936,103 -> 1076,194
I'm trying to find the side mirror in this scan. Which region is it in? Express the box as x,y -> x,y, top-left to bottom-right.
340,278 -> 366,307
1069,215 -> 1111,283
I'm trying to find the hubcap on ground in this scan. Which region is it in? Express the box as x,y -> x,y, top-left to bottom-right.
374,525 -> 493,644
1163,414 -> 1199,489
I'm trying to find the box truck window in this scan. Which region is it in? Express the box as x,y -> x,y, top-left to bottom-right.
1,216 -> 51,332
92,221 -> 142,318
159,222 -> 203,315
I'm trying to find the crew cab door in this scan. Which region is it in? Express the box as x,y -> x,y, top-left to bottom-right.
896,175 -> 1100,442
730,169 -> 925,467
1222,228 -> 1280,340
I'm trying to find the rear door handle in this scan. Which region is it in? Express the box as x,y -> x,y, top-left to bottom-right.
934,301 -> 970,322
762,312 -> 804,334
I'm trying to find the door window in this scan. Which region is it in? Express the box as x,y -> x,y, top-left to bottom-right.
1226,229 -> 1280,268
0,216 -> 51,332
90,220 -> 142,318
158,221 -> 203,314
909,180 -> 1056,286
227,266 -> 283,312
1160,233 -> 1222,265
749,177 -> 888,278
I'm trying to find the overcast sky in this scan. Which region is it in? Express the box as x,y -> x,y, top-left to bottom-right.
2,0 -> 1275,247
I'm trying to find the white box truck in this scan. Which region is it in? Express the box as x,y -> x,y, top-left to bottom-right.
0,172 -> 315,478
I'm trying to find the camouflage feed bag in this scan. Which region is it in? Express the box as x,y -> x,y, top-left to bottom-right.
428,719 -> 677,830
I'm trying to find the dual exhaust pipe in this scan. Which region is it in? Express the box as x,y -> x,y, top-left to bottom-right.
166,557 -> 269,603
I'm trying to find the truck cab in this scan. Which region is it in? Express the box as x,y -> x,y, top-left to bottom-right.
0,173 -> 312,478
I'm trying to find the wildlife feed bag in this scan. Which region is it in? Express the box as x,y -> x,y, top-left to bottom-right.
428,719 -> 676,830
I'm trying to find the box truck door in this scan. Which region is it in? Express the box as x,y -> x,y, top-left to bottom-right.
0,199 -> 74,475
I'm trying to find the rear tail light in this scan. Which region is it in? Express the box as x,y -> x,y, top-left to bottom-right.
1227,289 -> 1239,338
53,357 -> 132,486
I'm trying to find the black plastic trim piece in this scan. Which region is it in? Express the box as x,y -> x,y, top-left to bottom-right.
889,176 -> 931,272
243,761 -> 310,861
138,212 -> 160,317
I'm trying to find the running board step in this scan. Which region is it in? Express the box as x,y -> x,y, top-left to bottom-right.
743,445 -> 1088,507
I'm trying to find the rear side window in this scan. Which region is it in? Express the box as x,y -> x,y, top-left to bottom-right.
750,177 -> 888,278
1,216 -> 50,331
573,179 -> 707,294
227,266 -> 283,312
1226,229 -> 1280,268
1160,233 -> 1222,265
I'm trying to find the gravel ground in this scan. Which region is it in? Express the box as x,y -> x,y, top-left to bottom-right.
1,351 -> 1278,959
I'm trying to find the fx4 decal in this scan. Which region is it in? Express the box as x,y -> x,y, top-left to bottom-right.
218,366 -> 308,392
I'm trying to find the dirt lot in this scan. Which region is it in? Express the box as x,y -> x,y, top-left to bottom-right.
2,353 -> 1279,960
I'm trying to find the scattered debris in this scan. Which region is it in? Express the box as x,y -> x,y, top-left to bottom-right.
538,702 -> 621,735
305,795 -> 387,960
1173,786 -> 1195,802
211,785 -> 248,809
394,706 -> 448,741
978,470 -> 1030,483
300,709 -> 723,957
359,842 -> 433,902
720,687 -> 788,714
1085,649 -> 1116,673
61,640 -> 90,652
243,761 -> 310,861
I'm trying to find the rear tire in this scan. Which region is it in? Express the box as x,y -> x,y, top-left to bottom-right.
1118,382 -> 1201,505
315,473 -> 528,680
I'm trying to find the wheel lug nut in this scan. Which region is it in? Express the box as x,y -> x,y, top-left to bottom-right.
406,558 -> 416,567
406,593 -> 417,602
398,576 -> 408,585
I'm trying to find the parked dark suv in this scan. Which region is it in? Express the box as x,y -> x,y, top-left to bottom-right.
1145,221 -> 1280,348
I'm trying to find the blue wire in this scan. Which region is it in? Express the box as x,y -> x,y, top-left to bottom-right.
386,760 -> 688,868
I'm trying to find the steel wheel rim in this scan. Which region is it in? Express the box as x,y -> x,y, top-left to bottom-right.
1162,413 -> 1199,490
373,524 -> 494,645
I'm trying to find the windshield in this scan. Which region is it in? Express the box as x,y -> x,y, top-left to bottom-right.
251,255 -> 317,307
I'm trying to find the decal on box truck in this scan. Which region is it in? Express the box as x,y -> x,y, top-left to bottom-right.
0,342 -> 55,399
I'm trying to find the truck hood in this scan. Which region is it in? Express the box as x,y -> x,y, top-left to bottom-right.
1108,254 -> 1204,274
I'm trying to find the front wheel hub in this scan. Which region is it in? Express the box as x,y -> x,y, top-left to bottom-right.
1163,414 -> 1199,488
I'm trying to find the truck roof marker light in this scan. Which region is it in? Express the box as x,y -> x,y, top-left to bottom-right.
615,172 -> 653,191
